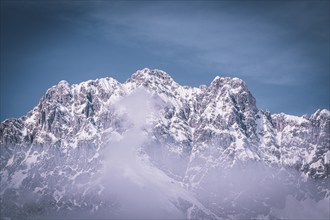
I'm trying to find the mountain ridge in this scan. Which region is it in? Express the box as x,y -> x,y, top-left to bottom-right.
0,68 -> 329,219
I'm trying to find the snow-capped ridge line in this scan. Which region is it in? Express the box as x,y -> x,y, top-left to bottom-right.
0,68 -> 329,219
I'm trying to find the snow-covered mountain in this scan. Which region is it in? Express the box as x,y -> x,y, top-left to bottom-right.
1,68 -> 329,219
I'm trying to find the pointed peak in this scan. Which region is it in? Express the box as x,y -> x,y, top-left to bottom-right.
57,80 -> 70,87
127,68 -> 174,84
310,109 -> 330,121
134,68 -> 171,78
211,75 -> 221,82
210,76 -> 225,88
210,76 -> 246,91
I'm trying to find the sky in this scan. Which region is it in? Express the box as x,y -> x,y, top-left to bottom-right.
1,0 -> 329,121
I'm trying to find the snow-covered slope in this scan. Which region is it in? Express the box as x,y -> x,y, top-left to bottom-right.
1,68 -> 329,219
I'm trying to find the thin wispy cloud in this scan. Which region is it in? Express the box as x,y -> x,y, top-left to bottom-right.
0,0 -> 328,120
76,1 -> 329,86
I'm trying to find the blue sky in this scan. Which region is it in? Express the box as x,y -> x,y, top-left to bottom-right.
1,0 -> 329,121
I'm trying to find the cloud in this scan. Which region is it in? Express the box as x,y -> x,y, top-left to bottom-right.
74,1 -> 328,86
94,87 -> 186,218
0,0 -> 328,119
272,195 -> 330,219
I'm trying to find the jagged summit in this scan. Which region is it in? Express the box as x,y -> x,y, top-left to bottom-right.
210,75 -> 246,89
130,68 -> 172,79
126,68 -> 175,85
0,68 -> 329,219
43,69 -> 253,104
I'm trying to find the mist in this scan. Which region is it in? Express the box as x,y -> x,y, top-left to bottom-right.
190,162 -> 329,219
95,87 -> 185,219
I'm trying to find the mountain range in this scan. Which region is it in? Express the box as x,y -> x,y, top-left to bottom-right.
1,68 -> 329,219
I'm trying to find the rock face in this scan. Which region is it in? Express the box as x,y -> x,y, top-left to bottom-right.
1,68 -> 329,219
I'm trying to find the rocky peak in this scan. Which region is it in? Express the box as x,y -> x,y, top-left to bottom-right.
42,80 -> 72,105
210,76 -> 246,90
124,68 -> 181,101
208,76 -> 257,115
127,68 -> 175,87
310,109 -> 330,122
57,80 -> 70,87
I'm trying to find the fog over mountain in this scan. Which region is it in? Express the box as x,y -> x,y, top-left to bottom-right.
0,68 -> 329,219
